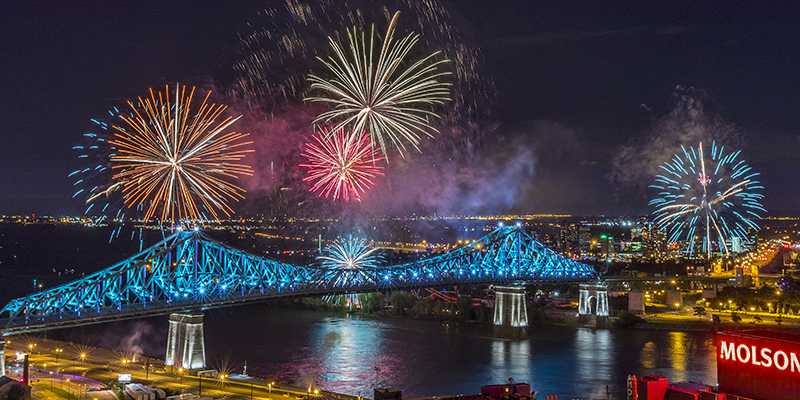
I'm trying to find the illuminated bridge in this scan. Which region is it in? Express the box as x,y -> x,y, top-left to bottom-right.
0,226 -> 595,336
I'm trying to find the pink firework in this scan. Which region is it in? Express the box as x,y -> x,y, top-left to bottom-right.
301,127 -> 384,200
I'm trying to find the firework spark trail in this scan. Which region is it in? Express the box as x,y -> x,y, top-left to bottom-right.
72,119 -> 122,222
650,142 -> 766,258
300,127 -> 385,201
234,0 -> 492,126
318,235 -> 383,287
106,84 -> 254,226
306,11 -> 451,160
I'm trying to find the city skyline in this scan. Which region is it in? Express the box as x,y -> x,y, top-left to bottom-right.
2,1 -> 799,218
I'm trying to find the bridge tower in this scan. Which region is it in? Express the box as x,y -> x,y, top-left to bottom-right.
578,283 -> 609,328
0,339 -> 5,377
165,312 -> 206,370
493,286 -> 528,339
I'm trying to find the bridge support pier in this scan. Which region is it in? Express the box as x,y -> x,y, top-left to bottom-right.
493,286 -> 528,340
667,290 -> 683,310
578,284 -> 609,328
165,312 -> 206,370
628,291 -> 645,315
0,339 -> 5,377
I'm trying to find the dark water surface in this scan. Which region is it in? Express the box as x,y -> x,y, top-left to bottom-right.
201,306 -> 717,400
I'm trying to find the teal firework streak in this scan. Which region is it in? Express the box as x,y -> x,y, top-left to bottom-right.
71,109 -> 126,225
650,142 -> 766,258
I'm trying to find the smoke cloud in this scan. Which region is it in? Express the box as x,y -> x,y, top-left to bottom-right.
609,86 -> 745,197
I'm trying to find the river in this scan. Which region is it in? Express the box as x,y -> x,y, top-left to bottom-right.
196,305 -> 717,400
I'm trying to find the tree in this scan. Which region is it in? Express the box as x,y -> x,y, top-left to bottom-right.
456,295 -> 474,320
611,311 -> 646,329
391,291 -> 418,316
712,314 -> 721,324
475,305 -> 491,323
731,313 -> 742,325
753,315 -> 763,324
776,316 -> 783,326
693,306 -> 706,318
361,292 -> 386,314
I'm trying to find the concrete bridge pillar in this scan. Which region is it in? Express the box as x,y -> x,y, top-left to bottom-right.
0,339 -> 5,377
578,283 -> 609,328
628,291 -> 645,315
493,286 -> 528,340
165,312 -> 205,370
666,290 -> 683,310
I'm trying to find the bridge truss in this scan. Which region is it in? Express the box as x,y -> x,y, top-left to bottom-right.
1,226 -> 595,334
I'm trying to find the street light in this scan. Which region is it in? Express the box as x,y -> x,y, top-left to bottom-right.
179,368 -> 183,384
55,349 -> 63,363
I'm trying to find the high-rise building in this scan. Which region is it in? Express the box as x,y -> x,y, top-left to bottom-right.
559,221 -> 580,255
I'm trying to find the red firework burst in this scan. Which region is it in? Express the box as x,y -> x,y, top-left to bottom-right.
300,127 -> 384,200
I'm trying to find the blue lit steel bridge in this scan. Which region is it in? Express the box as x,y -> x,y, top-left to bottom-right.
0,226 -> 596,335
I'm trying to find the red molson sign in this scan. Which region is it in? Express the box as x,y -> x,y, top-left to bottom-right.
717,330 -> 800,400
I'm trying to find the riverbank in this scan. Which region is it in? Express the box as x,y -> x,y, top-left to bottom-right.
296,295 -> 800,334
543,307 -> 800,332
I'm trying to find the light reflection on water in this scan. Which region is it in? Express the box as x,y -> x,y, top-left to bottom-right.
669,332 -> 688,382
640,342 -> 657,369
202,307 -> 717,399
574,328 -> 613,390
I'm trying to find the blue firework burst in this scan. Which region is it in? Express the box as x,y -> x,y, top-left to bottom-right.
650,142 -> 766,257
318,236 -> 383,287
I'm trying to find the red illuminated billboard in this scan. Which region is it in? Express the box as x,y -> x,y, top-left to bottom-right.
717,331 -> 800,400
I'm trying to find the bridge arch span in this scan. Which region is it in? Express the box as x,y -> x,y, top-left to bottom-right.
1,227 -> 596,335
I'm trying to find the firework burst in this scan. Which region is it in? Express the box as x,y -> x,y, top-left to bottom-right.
106,84 -> 254,226
650,142 -> 766,257
300,127 -> 384,201
319,236 -> 383,287
306,11 -> 451,159
234,0 -> 492,124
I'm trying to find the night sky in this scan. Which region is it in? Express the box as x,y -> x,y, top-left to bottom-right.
2,1 -> 799,217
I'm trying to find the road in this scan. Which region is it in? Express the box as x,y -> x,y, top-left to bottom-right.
5,338 -> 360,400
